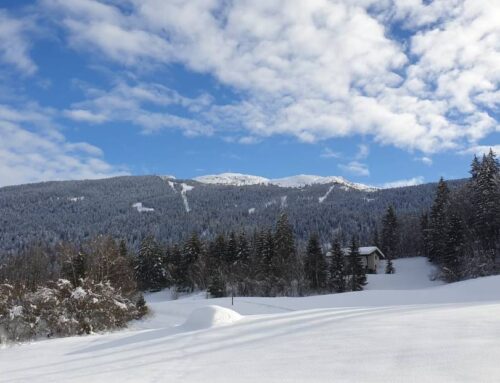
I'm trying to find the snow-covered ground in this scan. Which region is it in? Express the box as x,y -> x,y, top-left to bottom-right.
2,257 -> 500,382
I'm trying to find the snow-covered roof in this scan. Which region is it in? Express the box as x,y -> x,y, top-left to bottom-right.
338,246 -> 385,258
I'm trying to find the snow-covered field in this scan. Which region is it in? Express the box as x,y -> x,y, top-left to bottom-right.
2,257 -> 500,382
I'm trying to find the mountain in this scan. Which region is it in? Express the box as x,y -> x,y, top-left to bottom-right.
0,175 -> 466,255
193,172 -> 376,191
194,173 -> 269,186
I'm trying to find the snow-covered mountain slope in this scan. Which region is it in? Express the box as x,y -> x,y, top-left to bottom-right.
194,173 -> 269,186
194,172 -> 376,191
3,258 -> 500,382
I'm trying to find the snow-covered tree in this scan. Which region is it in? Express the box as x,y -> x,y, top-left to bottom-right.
304,233 -> 328,291
328,239 -> 346,293
347,237 -> 366,291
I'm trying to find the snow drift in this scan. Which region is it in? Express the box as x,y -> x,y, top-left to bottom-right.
181,305 -> 242,330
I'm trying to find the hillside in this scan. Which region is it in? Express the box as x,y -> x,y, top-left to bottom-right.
0,175 -> 466,254
2,258 -> 499,382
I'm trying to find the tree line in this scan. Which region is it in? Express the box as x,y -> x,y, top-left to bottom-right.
421,150 -> 499,281
134,213 -> 372,298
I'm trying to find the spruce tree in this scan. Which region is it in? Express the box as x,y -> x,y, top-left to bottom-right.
207,272 -> 226,298
347,237 -> 366,291
381,205 -> 398,259
441,209 -> 465,282
419,212 -> 430,258
473,150 -> 500,257
135,236 -> 166,291
385,258 -> 395,274
274,213 -> 296,292
304,233 -> 328,291
259,229 -> 276,295
328,238 -> 346,293
428,177 -> 450,264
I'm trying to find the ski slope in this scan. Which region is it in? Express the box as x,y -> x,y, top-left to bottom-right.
2,257 -> 500,383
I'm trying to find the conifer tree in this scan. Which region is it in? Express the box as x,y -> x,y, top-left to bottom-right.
274,213 -> 297,290
381,205 -> 398,259
135,236 -> 166,291
441,209 -> 465,282
428,177 -> 450,264
328,238 -> 346,293
419,212 -> 430,258
182,233 -> 203,291
207,272 -> 226,298
304,233 -> 328,291
371,227 -> 380,249
347,237 -> 366,291
473,150 -> 500,257
259,229 -> 276,295
385,258 -> 395,274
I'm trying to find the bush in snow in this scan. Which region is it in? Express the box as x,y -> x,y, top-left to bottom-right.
0,279 -> 147,344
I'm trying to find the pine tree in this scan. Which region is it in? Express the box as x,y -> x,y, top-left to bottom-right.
419,212 -> 430,258
274,213 -> 297,291
182,233 -> 202,291
473,150 -> 500,257
347,237 -> 366,291
371,227 -> 380,249
328,238 -> 346,293
304,233 -> 328,291
441,209 -> 465,282
385,258 -> 395,274
261,229 -> 276,295
428,178 -> 450,264
235,232 -> 251,295
135,236 -> 166,291
207,272 -> 226,298
381,205 -> 398,259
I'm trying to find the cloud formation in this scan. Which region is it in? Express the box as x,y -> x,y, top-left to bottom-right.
0,104 -> 127,187
41,0 -> 499,154
0,10 -> 37,75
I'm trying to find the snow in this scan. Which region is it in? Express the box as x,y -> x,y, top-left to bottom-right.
280,195 -> 287,208
194,172 -> 376,191
2,257 -> 500,382
181,306 -> 242,330
8,305 -> 23,319
68,196 -> 84,202
180,183 -> 194,212
194,173 -> 269,186
132,202 -> 154,213
71,287 -> 87,300
318,185 -> 334,203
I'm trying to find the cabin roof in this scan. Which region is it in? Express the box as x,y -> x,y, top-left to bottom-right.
340,246 -> 385,259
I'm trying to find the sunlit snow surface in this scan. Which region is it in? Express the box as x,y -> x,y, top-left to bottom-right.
2,257 -> 500,382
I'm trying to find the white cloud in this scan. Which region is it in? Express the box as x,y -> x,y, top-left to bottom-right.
0,103 -> 127,187
417,156 -> 433,166
65,81 -> 213,136
39,0 -> 500,153
382,176 -> 425,189
320,147 -> 341,159
0,10 -> 37,75
338,161 -> 370,176
64,109 -> 108,123
355,144 -> 369,160
460,145 -> 500,157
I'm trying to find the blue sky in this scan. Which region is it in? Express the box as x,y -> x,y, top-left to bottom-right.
0,0 -> 498,187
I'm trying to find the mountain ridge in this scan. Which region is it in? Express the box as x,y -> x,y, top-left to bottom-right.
193,172 -> 377,191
